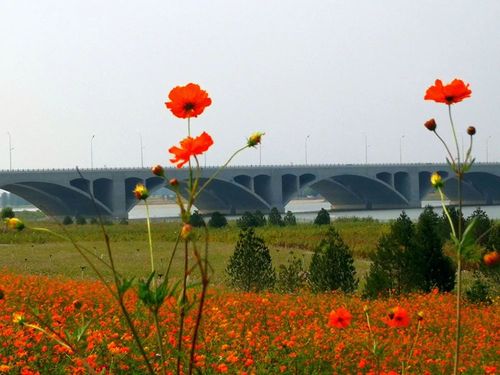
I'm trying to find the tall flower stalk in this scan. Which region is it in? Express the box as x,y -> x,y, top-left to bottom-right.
424,78 -> 477,375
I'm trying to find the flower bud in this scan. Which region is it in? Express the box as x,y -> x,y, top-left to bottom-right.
466,126 -> 476,136
417,311 -> 424,321
430,172 -> 444,189
424,118 -> 437,131
169,178 -> 179,187
12,312 -> 25,325
180,223 -> 192,240
247,132 -> 265,147
72,300 -> 82,310
483,251 -> 499,267
151,165 -> 165,177
133,183 -> 149,200
6,217 -> 25,231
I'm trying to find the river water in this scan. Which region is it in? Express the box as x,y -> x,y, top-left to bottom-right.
129,200 -> 500,222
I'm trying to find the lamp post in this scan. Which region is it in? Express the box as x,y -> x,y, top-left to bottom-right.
486,136 -> 492,162
90,135 -> 95,169
7,132 -> 13,170
364,134 -> 368,164
305,135 -> 310,165
399,135 -> 405,163
139,134 -> 144,168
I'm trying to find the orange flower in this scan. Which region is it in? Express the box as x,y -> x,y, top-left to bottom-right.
169,132 -> 214,168
165,83 -> 212,119
385,306 -> 410,328
424,79 -> 471,104
327,307 -> 352,329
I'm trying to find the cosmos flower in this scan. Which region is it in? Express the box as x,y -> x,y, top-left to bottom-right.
385,306 -> 410,328
165,83 -> 212,119
327,307 -> 352,329
169,132 -> 214,168
430,172 -> 444,189
424,79 -> 471,105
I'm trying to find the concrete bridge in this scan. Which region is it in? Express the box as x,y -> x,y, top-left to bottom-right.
1,163 -> 499,219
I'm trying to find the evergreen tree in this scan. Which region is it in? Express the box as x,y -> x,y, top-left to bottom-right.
466,208 -> 491,246
189,210 -> 205,228
268,207 -> 284,226
363,211 -> 414,298
208,211 -> 228,228
226,228 -> 276,292
1,207 -> 15,219
283,211 -> 297,226
314,208 -> 330,225
309,226 -> 358,293
412,206 -> 456,292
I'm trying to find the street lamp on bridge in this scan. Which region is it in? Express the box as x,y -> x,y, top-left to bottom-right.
399,135 -> 405,163
305,135 -> 310,165
7,132 -> 14,170
90,134 -> 95,169
486,135 -> 492,162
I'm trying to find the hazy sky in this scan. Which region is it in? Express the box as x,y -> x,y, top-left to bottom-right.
1,0 -> 499,171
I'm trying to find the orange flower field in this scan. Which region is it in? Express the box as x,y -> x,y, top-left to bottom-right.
0,272 -> 498,374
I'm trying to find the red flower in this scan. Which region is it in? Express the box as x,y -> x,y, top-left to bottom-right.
385,306 -> 410,328
327,307 -> 352,329
169,132 -> 214,168
165,83 -> 212,119
424,79 -> 471,104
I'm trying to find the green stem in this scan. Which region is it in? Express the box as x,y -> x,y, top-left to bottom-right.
448,105 -> 462,375
437,187 -> 457,239
145,200 -> 155,276
153,311 -> 167,375
433,130 -> 456,169
177,239 -> 189,374
403,320 -> 421,374
448,105 -> 461,164
194,146 -> 248,200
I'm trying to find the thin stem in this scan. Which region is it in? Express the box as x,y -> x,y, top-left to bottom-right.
448,105 -> 463,375
153,311 -> 167,375
145,200 -> 155,276
177,240 -> 189,374
194,146 -> 248,200
448,105 -> 461,164
433,131 -> 456,168
404,320 -> 421,374
437,187 -> 457,239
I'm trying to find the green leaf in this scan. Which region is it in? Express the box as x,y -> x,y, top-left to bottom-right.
76,319 -> 93,342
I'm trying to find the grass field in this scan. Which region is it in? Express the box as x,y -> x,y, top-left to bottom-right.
1,218 -> 376,285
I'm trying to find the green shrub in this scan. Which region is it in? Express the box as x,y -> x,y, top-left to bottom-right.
283,211 -> 297,226
313,208 -> 330,225
62,216 -> 73,225
226,228 -> 276,292
236,211 -> 266,228
308,226 -> 357,293
189,210 -> 205,228
466,271 -> 492,304
75,216 -> 87,225
487,223 -> 500,251
89,217 -> 98,224
439,206 -> 464,240
208,211 -> 227,228
268,207 -> 284,226
1,207 -> 15,219
276,252 -> 307,293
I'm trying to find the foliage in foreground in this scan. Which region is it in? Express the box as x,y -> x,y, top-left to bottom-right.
1,272 -> 498,374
